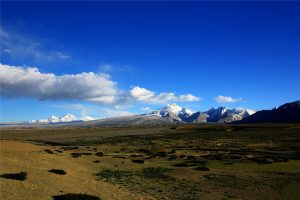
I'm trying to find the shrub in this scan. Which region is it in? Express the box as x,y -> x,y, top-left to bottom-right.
171,162 -> 189,167
44,149 -> 54,154
0,172 -> 27,181
156,151 -> 167,157
252,158 -> 273,164
113,155 -> 126,159
138,148 -> 151,154
95,152 -> 104,157
132,159 -> 144,164
48,169 -> 67,175
70,153 -> 81,158
81,152 -> 93,155
52,193 -> 101,200
194,166 -> 210,171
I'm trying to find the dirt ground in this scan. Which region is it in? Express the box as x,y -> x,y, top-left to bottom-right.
0,140 -> 146,200
1,125 -> 300,200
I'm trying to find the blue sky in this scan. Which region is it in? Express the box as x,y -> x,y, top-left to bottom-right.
1,1 -> 300,122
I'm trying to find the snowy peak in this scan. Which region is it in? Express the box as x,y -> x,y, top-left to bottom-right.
81,115 -> 96,121
149,104 -> 255,123
30,114 -> 96,124
204,107 -> 256,123
150,103 -> 195,121
59,114 -> 77,122
167,103 -> 182,114
154,103 -> 182,116
48,115 -> 59,123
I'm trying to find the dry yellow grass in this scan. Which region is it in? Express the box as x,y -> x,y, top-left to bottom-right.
0,140 -> 150,200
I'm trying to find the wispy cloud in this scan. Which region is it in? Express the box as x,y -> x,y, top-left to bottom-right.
99,64 -> 113,73
100,108 -> 134,117
56,52 -> 70,59
98,63 -> 135,75
49,103 -> 92,116
214,95 -> 242,103
0,27 -> 70,64
2,49 -> 12,53
141,107 -> 152,112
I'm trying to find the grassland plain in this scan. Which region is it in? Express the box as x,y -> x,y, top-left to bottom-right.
1,124 -> 300,199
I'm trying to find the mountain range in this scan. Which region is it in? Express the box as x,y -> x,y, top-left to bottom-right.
29,114 -> 96,124
149,103 -> 256,123
29,103 -> 256,124
237,100 -> 300,123
28,100 -> 300,125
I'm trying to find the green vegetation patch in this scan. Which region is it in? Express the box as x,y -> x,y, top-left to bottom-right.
52,193 -> 101,200
96,170 -> 134,181
203,174 -> 252,189
95,167 -> 207,199
0,172 -> 27,181
96,167 -> 172,183
141,167 -> 172,179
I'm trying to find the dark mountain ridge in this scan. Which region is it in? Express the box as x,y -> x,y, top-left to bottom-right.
237,100 -> 300,123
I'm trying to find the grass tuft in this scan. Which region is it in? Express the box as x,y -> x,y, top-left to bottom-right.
95,152 -> 104,157
44,149 -> 54,154
131,159 -> 144,164
52,193 -> 101,200
48,169 -> 67,175
0,172 -> 27,181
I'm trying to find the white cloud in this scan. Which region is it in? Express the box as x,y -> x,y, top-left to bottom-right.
114,104 -> 132,110
215,95 -> 242,103
130,86 -> 155,101
0,64 -> 117,104
0,64 -> 201,106
141,107 -> 152,112
130,86 -> 201,104
178,94 -> 201,102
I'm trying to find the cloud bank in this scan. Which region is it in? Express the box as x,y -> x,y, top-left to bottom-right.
0,64 -> 201,105
215,95 -> 242,103
130,86 -> 200,104
0,64 -> 117,103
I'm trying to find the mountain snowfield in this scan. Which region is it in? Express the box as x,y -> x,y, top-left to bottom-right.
150,103 -> 256,123
30,114 -> 96,124
29,103 -> 255,124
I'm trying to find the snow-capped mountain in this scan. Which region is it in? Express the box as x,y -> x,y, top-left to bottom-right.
28,104 -> 255,125
30,114 -> 96,124
151,103 -> 195,121
148,103 -> 256,123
